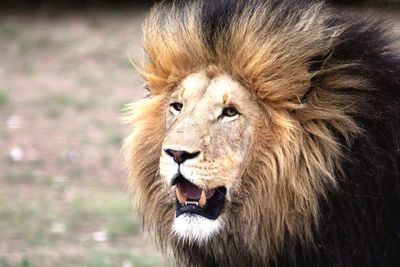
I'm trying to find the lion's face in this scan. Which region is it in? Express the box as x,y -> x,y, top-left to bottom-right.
159,71 -> 261,241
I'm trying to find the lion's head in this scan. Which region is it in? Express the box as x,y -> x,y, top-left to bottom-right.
160,71 -> 260,241
123,0 -> 368,265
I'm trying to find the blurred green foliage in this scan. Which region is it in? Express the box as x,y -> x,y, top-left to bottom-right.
0,91 -> 9,108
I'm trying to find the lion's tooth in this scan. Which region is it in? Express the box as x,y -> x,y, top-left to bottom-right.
199,190 -> 207,208
176,187 -> 187,204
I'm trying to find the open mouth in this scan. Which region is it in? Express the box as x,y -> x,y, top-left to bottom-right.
172,175 -> 226,220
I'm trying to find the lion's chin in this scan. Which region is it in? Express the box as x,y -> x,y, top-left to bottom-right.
172,213 -> 222,242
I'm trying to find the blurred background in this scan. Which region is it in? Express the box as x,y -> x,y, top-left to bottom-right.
0,1 -> 398,267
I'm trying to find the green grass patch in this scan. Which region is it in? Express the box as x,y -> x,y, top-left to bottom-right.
134,257 -> 164,267
3,167 -> 49,184
0,199 -> 55,246
100,155 -> 111,167
80,250 -> 164,267
0,131 -> 10,140
86,251 -> 112,267
0,258 -> 11,267
40,94 -> 76,107
79,74 -> 98,87
37,249 -> 166,267
22,64 -> 35,76
117,56 -> 134,69
0,91 -> 9,107
35,36 -> 53,49
18,258 -> 36,267
18,39 -> 32,56
0,256 -> 44,267
5,170 -> 37,182
75,99 -> 98,111
67,191 -> 140,239
107,131 -> 124,146
34,94 -> 98,113
0,188 -> 139,248
45,107 -> 62,119
0,26 -> 19,40
17,36 -> 57,56
66,167 -> 84,179
0,258 -> 37,267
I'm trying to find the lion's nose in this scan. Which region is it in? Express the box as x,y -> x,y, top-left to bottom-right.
164,149 -> 200,164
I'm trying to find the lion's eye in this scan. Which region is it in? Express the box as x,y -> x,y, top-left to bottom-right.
221,107 -> 239,117
170,102 -> 183,115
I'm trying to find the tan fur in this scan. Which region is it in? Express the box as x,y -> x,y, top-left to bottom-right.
160,73 -> 256,192
123,0 -> 365,264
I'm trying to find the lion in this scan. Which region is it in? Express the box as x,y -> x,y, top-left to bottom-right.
122,0 -> 400,266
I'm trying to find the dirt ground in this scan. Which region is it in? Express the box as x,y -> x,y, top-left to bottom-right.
0,8 -> 170,267
0,6 -> 398,267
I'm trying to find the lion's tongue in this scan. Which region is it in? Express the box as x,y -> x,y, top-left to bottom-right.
176,179 -> 216,207
178,179 -> 202,200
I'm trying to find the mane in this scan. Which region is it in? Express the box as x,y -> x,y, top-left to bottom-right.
123,0 -> 400,266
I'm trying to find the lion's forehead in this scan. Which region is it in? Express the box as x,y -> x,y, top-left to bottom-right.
179,71 -> 252,110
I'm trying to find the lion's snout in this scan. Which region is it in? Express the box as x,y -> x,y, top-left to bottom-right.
164,148 -> 200,164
